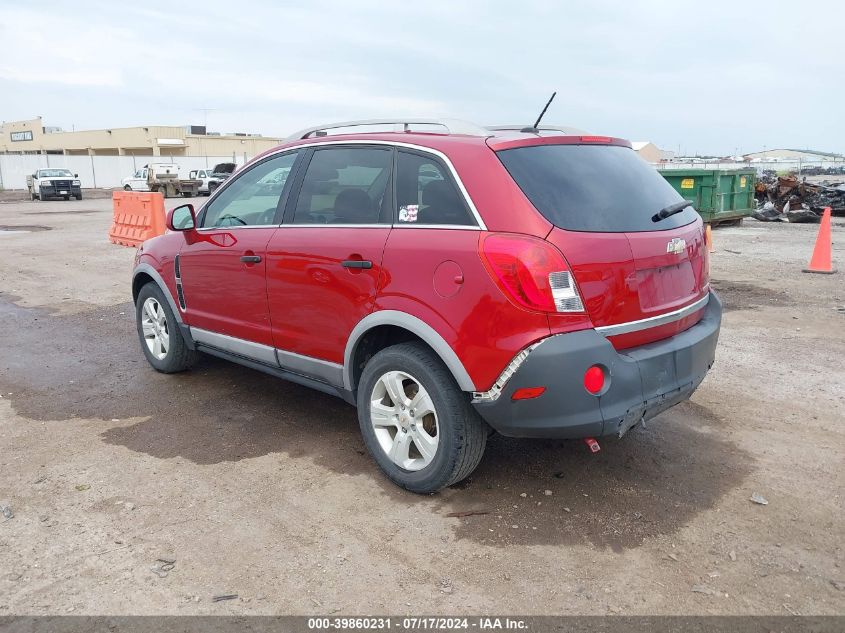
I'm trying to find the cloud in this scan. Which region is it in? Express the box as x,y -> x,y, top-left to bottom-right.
0,0 -> 842,154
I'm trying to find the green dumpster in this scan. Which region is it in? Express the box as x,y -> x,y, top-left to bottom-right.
658,168 -> 756,224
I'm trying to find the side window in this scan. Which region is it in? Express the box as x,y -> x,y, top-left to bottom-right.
134,169 -> 143,178
292,147 -> 392,224
202,152 -> 297,228
142,169 -> 148,178
396,151 -> 474,226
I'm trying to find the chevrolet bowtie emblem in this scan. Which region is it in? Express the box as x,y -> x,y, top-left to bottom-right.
666,237 -> 686,255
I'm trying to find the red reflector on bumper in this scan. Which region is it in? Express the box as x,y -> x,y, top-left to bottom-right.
511,386 -> 546,401
583,366 -> 604,394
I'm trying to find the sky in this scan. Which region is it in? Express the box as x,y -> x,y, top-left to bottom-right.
1,0 -> 842,156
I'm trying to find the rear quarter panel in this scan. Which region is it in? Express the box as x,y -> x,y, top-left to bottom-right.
377,228 -> 551,391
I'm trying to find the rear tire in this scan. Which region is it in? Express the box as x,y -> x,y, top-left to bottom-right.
74,194 -> 82,200
357,342 -> 487,493
135,282 -> 197,373
63,195 -> 70,201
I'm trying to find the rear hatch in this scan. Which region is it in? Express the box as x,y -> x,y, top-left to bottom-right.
495,140 -> 709,349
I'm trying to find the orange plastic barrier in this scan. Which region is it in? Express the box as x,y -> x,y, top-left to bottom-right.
803,206 -> 836,274
704,224 -> 715,253
109,191 -> 166,247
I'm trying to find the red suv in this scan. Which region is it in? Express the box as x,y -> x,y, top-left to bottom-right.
132,119 -> 721,493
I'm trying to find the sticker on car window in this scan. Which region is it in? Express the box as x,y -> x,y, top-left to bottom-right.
398,204 -> 419,223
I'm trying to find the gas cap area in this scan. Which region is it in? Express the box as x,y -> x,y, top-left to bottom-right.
433,260 -> 464,299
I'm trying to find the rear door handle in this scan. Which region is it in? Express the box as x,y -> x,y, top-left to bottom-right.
341,260 -> 372,269
240,255 -> 262,263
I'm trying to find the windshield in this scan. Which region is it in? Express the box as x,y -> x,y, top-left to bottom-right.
39,169 -> 74,178
496,144 -> 699,232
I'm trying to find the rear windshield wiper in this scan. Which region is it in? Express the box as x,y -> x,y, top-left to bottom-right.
652,200 -> 693,222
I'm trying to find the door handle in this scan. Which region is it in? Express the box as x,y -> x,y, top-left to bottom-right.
341,260 -> 372,269
240,255 -> 262,263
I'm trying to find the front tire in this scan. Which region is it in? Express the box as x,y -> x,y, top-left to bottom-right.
123,185 -> 132,191
357,342 -> 487,494
135,282 -> 197,373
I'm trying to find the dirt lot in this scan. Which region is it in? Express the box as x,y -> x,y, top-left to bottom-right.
0,196 -> 843,616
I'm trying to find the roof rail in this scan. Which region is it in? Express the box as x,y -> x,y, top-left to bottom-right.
287,119 -> 491,140
488,125 -> 587,135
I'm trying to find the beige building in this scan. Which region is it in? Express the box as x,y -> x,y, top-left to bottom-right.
742,148 -> 844,163
631,141 -> 666,163
0,117 -> 284,157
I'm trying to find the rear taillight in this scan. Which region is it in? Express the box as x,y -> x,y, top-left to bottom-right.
480,233 -> 584,314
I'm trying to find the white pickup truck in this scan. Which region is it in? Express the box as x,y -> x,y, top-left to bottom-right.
188,168 -> 224,196
121,163 -> 200,198
26,169 -> 83,201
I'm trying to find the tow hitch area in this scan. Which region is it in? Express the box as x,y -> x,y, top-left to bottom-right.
584,437 -> 601,453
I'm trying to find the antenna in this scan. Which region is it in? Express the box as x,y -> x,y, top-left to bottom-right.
521,92 -> 557,133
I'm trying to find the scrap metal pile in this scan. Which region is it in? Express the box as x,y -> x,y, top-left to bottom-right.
753,171 -> 845,222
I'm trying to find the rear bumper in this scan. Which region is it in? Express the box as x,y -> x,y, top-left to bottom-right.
472,291 -> 722,439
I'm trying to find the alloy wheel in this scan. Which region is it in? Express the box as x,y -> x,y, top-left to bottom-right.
370,370 -> 439,471
141,297 -> 170,360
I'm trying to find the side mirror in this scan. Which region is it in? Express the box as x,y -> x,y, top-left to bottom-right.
167,204 -> 197,231
74,173 -> 79,178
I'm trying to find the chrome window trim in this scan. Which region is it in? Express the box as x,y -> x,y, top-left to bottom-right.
269,224 -> 480,230
392,224 -> 481,231
195,224 -> 279,232
273,224 -> 387,229
594,294 -> 710,337
267,139 -> 488,231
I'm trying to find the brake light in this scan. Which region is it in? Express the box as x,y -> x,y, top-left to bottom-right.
579,136 -> 612,143
480,233 -> 584,313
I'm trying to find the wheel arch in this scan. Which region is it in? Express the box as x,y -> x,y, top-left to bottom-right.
344,311 -> 475,393
132,263 -> 183,324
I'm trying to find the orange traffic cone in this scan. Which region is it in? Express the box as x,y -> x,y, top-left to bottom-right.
705,224 -> 715,253
803,207 -> 836,274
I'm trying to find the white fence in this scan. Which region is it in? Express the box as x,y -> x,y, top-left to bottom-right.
656,160 -> 843,174
0,154 -> 253,190
3,153 -> 843,191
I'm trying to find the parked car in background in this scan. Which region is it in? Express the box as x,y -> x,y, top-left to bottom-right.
122,167 -> 153,192
131,119 -> 722,493
26,168 -> 82,201
211,162 -> 237,180
188,168 -> 224,196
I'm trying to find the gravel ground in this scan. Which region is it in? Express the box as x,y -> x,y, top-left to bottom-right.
0,198 -> 843,615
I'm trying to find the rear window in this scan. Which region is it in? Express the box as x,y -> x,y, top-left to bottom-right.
496,144 -> 699,232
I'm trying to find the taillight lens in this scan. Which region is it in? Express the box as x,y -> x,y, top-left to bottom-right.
480,233 -> 584,314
